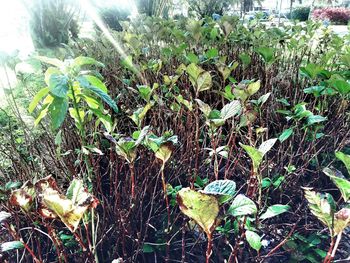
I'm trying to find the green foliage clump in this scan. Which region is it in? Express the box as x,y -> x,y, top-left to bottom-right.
27,0 -> 80,48
291,6 -> 311,21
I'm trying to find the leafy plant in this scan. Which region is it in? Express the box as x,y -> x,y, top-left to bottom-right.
303,151 -> 350,263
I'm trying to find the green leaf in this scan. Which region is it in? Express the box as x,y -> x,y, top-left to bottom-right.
256,47 -> 274,63
0,241 -> 24,252
258,138 -> 277,156
138,85 -> 152,102
49,74 -> 69,98
323,167 -> 350,202
83,84 -> 118,113
220,100 -> 241,120
247,81 -> 261,96
257,92 -> 271,106
303,188 -> 333,233
197,71 -> 212,92
73,56 -> 104,68
279,128 -> 293,142
307,115 -> 327,126
246,230 -> 262,251
143,244 -> 155,253
29,87 -> 49,113
49,97 -> 68,130
300,64 -> 323,79
240,143 -> 263,171
228,194 -> 257,217
177,187 -> 220,236
82,75 -> 107,93
239,53 -> 251,68
186,53 -> 199,64
330,79 -> 350,95
260,204 -> 290,220
203,180 -> 236,196
206,48 -> 218,59
335,151 -> 350,176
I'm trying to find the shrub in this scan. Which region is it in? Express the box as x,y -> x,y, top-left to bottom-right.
291,6 -> 311,21
28,0 -> 80,48
98,6 -> 131,31
313,7 -> 350,25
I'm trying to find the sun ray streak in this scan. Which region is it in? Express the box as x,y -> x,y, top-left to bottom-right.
79,0 -> 147,85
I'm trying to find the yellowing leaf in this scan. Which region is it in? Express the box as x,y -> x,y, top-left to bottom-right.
334,208 -> 350,235
155,143 -> 173,164
177,188 -> 219,236
39,178 -> 98,232
197,71 -> 212,92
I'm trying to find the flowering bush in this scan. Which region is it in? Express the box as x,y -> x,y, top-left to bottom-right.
313,7 -> 350,25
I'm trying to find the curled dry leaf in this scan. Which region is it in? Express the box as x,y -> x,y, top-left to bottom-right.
9,182 -> 36,212
9,176 -> 98,232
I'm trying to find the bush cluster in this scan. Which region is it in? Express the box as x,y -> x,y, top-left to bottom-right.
313,7 -> 350,25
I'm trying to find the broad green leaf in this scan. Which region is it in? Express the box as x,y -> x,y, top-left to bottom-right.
83,95 -> 100,109
0,241 -> 24,252
73,56 -> 104,68
49,74 -> 69,98
203,180 -> 236,204
240,143 -> 263,171
49,97 -> 68,130
258,138 -> 277,156
177,188 -> 219,235
323,167 -> 350,202
186,53 -> 199,64
220,100 -> 241,120
330,79 -> 350,95
206,48 -> 218,59
138,85 -> 152,102
203,180 -> 236,196
83,84 -> 118,113
29,87 -> 49,113
279,128 -> 293,142
45,67 -> 61,86
247,81 -> 261,96
83,75 -> 107,93
256,47 -> 274,63
300,64 -> 323,79
335,151 -> 350,176
197,71 -> 212,92
307,115 -> 327,126
239,53 -> 251,68
260,204 -> 290,220
228,194 -> 257,217
5,181 -> 21,190
246,230 -> 262,251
